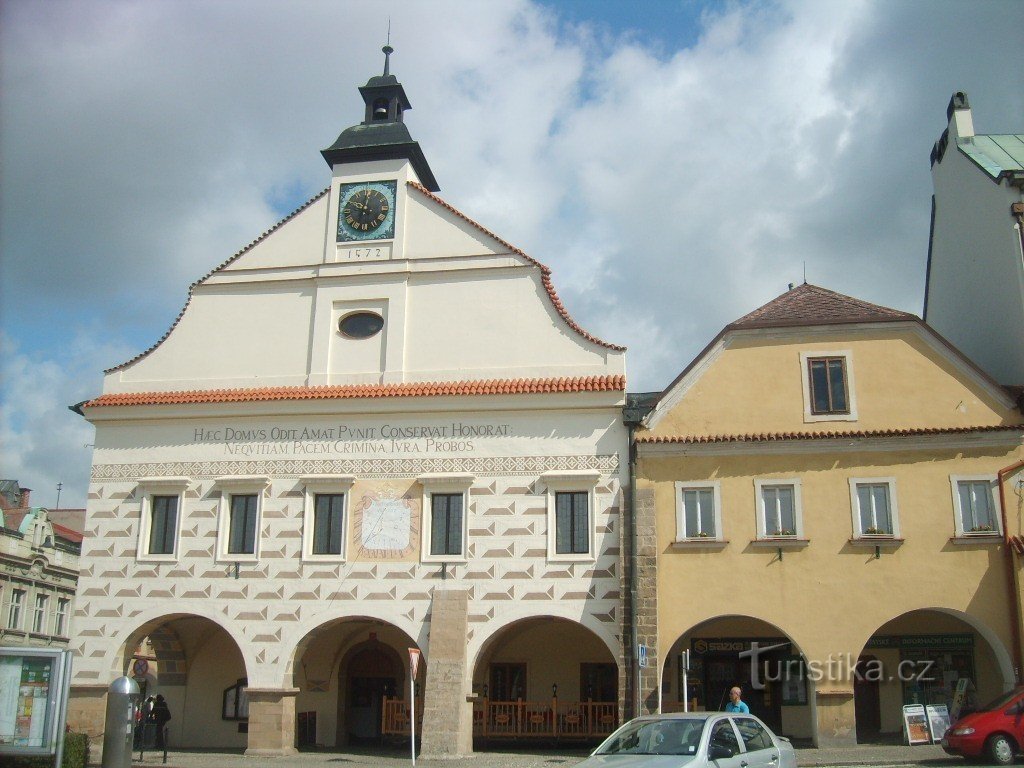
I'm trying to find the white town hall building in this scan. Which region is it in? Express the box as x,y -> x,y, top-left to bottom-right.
69,48 -> 628,756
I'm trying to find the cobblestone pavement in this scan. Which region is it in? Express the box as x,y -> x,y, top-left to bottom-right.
122,742 -> 998,768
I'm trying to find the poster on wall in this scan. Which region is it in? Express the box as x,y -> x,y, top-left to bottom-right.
926,704 -> 951,742
0,648 -> 72,757
902,704 -> 931,745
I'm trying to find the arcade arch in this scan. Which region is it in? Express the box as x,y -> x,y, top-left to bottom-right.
853,608 -> 1015,742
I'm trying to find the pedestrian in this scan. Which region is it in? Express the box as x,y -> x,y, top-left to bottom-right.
150,694 -> 172,749
725,686 -> 750,714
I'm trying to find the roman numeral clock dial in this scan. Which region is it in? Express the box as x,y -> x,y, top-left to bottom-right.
337,180 -> 397,242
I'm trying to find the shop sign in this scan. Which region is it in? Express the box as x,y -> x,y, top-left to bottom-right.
691,637 -> 786,655
866,634 -> 973,650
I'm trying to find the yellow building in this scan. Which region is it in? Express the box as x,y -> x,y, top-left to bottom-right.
631,283 -> 1024,747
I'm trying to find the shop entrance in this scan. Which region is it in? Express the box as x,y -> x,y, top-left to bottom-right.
346,646 -> 398,741
855,609 -> 1016,740
662,616 -> 810,741
854,656 -> 881,741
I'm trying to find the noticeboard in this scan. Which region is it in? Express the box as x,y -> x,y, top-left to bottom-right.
902,704 -> 931,745
926,704 -> 951,743
0,647 -> 73,756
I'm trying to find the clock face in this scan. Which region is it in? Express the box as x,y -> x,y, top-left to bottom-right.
355,492 -> 417,558
337,181 -> 397,242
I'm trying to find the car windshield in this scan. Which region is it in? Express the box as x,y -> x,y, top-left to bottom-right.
977,689 -> 1023,712
596,718 -> 707,756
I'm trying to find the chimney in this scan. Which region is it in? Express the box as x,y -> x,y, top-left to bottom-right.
946,91 -> 974,140
19,487 -> 31,509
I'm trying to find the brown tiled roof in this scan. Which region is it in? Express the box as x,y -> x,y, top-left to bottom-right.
83,375 -> 626,408
637,424 -> 1024,444
52,523 -> 84,544
406,182 -> 625,351
730,283 -> 916,330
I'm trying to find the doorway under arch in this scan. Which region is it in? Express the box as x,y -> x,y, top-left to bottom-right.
663,615 -> 811,741
854,608 -> 1015,741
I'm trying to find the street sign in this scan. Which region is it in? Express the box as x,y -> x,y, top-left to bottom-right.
409,648 -> 421,678
638,644 -> 648,668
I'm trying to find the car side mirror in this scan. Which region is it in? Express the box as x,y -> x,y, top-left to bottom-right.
709,743 -> 736,760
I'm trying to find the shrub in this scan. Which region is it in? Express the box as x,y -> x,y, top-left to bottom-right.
6,731 -> 90,768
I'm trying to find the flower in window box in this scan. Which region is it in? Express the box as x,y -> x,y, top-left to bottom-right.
969,524 -> 994,533
771,529 -> 796,537
697,531 -> 710,538
862,526 -> 888,536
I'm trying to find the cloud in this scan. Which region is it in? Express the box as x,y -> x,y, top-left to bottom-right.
1,0 -> 1022,506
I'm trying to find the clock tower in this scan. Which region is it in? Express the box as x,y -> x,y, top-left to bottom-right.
321,45 -> 439,192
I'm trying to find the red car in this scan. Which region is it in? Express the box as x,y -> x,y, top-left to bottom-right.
942,687 -> 1024,765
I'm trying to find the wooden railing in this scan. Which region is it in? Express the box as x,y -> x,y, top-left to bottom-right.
381,697 -> 423,736
473,699 -> 618,740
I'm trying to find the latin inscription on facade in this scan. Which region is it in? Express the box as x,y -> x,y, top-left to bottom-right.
192,421 -> 514,456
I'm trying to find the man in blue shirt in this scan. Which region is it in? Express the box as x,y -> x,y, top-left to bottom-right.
725,687 -> 750,714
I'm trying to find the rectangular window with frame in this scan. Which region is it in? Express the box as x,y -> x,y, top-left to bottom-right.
429,493 -> 464,556
228,494 -> 259,555
8,589 -> 25,630
32,594 -> 48,634
681,487 -> 716,538
855,482 -> 894,536
54,597 -> 70,637
955,480 -> 998,535
313,494 -> 346,555
555,491 -> 589,555
761,485 -> 796,537
148,495 -> 178,555
808,357 -> 849,415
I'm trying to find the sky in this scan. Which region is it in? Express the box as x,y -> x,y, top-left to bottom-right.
1,0 -> 1022,511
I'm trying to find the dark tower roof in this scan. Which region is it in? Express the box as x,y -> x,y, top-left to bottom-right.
321,45 -> 439,191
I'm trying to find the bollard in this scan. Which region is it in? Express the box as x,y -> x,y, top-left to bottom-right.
101,676 -> 140,768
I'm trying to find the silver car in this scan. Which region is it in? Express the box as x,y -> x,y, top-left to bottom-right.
576,712 -> 797,768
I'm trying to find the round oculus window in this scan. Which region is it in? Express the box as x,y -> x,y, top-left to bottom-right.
338,311 -> 384,339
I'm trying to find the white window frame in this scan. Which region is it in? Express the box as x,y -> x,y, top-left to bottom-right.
136,477 -> 189,563
675,480 -> 724,541
754,479 -> 804,539
54,596 -> 70,637
541,470 -> 600,563
849,478 -> 900,538
800,350 -> 858,423
214,476 -> 270,563
7,588 -> 25,630
950,476 -> 1001,537
300,475 -> 355,563
31,593 -> 48,634
418,473 -> 474,563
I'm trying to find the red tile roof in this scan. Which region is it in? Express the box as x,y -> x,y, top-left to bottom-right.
637,425 -> 1024,444
730,283 -> 915,330
83,375 -> 626,408
53,523 -> 84,544
406,182 -> 625,351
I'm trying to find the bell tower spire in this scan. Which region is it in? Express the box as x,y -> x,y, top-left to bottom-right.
321,43 -> 439,191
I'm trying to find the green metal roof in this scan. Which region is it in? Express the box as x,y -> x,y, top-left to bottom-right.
957,134 -> 1024,180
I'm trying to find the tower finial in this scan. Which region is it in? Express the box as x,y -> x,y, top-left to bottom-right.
382,43 -> 393,77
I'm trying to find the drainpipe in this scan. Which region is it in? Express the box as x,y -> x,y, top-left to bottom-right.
1012,203 -> 1024,277
997,458 -> 1024,684
628,421 -> 640,718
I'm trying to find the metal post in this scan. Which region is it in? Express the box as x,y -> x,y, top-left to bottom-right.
410,669 -> 416,766
682,650 -> 689,713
